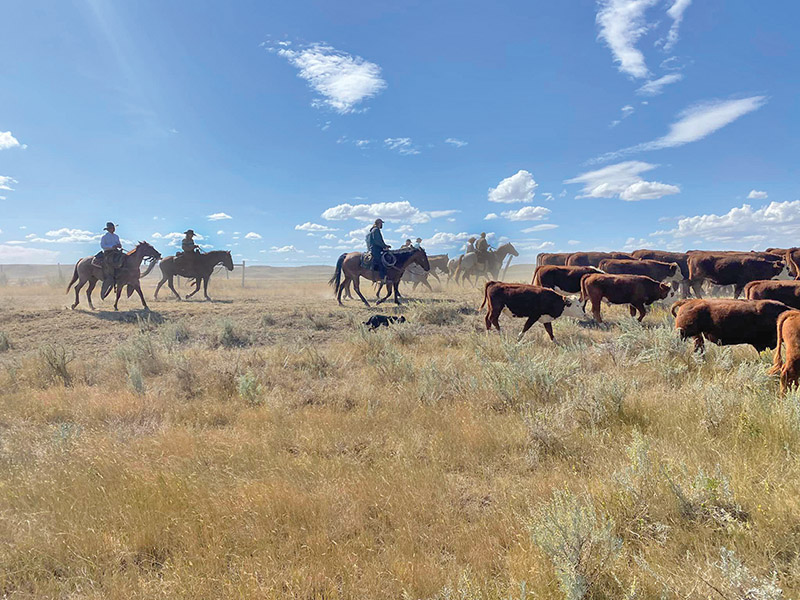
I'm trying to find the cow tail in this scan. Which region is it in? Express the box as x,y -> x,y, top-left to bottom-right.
328,253 -> 346,294
787,252 -> 800,281
769,313 -> 788,375
532,266 -> 541,286
66,263 -> 79,293
579,274 -> 589,306
671,298 -> 691,317
480,280 -> 495,309
743,281 -> 755,300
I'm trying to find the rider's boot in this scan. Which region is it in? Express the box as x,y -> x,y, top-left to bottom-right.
101,263 -> 115,299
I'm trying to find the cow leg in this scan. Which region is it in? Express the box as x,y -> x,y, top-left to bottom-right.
518,316 -> 538,341
542,321 -> 555,342
733,284 -> 744,300
86,280 -> 97,310
693,335 -> 705,352
486,303 -> 503,331
635,303 -> 646,322
629,305 -> 636,317
352,278 -> 371,307
690,280 -> 705,298
591,297 -> 603,323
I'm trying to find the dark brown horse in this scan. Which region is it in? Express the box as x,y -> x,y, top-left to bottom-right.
66,241 -> 161,311
154,250 -> 235,301
329,248 -> 430,306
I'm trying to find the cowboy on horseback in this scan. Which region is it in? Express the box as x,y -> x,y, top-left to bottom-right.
99,222 -> 123,298
176,229 -> 202,269
366,218 -> 390,282
475,232 -> 492,266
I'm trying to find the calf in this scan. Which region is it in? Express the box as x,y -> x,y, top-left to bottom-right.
566,251 -> 633,267
686,253 -> 790,299
531,265 -> 602,294
744,280 -> 800,309
481,281 -> 585,341
632,249 -> 691,299
769,310 -> 800,395
598,258 -> 682,285
671,298 -> 791,352
580,273 -> 674,323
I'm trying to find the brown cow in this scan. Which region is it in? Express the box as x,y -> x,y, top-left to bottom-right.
531,265 -> 602,294
481,281 -> 586,341
580,273 -> 675,323
598,258 -> 682,285
632,249 -> 691,297
686,252 -> 790,299
536,252 -> 573,267
768,310 -> 800,395
744,280 -> 800,309
671,298 -> 791,352
566,251 -> 633,267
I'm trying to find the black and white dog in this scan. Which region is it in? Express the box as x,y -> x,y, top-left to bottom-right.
363,315 -> 406,330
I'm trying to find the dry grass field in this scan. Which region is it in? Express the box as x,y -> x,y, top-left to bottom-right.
0,266 -> 799,599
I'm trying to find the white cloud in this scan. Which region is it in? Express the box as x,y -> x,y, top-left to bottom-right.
444,138 -> 468,148
568,240 -> 581,246
424,232 -> 472,247
322,233 -> 337,240
216,230 -> 225,235
596,0 -> 659,79
321,200 -> 450,224
21,228 -> 100,244
636,73 -> 683,96
663,0 -> 692,51
598,96 -> 767,162
0,176 -> 16,191
355,139 -> 371,147
654,200 -> 800,246
0,244 -> 58,263
428,210 -> 459,219
566,161 -> 680,201
270,245 -> 303,253
748,190 -> 768,200
295,221 -> 338,232
484,213 -> 499,220
348,224 -> 372,238
274,43 -> 386,113
384,138 -> 420,155
0,131 -> 23,150
521,224 -> 559,233
207,212 -> 233,221
488,170 -> 537,203
501,206 -> 552,221
245,232 -> 262,240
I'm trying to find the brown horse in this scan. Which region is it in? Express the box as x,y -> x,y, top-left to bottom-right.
154,250 -> 234,301
66,241 -> 161,311
329,248 -> 430,306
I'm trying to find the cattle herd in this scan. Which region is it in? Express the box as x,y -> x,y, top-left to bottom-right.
480,248 -> 800,394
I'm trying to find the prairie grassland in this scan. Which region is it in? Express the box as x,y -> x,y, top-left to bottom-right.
0,273 -> 799,599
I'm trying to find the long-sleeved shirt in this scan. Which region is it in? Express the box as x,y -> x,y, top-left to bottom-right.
100,232 -> 121,251
182,237 -> 197,253
366,227 -> 388,251
465,241 -> 475,254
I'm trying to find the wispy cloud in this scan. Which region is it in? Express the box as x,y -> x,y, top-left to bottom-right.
566,161 -> 680,201
0,176 -> 17,191
444,138 -> 468,148
384,138 -> 420,155
594,96 -> 767,162
295,222 -> 338,232
662,0 -> 692,51
747,190 -> 768,200
271,42 -> 387,114
207,212 -> 233,221
521,224 -> 559,233
636,73 -> 683,96
0,244 -> 58,263
271,245 -> 303,253
488,170 -> 537,203
596,0 -> 659,79
0,131 -> 24,150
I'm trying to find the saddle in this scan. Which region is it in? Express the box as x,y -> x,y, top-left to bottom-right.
361,252 -> 373,269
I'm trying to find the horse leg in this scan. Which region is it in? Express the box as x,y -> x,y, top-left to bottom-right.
86,279 -> 97,310
186,279 -> 201,299
154,276 -> 166,300
72,279 -> 85,310
203,276 -> 211,301
422,278 -> 433,292
167,276 -> 182,300
135,284 -> 149,310
376,280 -> 394,305
352,277 -> 371,307
114,285 -> 123,311
336,277 -> 346,306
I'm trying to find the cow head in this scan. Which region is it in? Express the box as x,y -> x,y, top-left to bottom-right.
562,295 -> 587,319
665,262 -> 683,285
659,282 -> 678,303
775,261 -> 793,280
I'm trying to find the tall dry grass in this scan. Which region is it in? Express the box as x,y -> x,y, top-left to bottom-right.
0,281 -> 798,598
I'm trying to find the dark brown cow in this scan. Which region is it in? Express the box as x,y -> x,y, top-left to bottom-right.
566,251 -> 633,267
580,273 -> 675,323
686,252 -> 790,299
536,252 -> 573,267
632,249 -> 691,297
769,310 -> 800,395
531,265 -> 602,293
672,298 -> 791,352
598,258 -> 682,284
481,281 -> 586,341
744,280 -> 800,309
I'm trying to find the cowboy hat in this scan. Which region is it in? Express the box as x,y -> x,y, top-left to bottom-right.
374,218 -> 384,225
103,222 -> 116,231
184,229 -> 195,236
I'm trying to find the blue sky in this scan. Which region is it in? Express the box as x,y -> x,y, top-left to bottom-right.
1,0 -> 799,264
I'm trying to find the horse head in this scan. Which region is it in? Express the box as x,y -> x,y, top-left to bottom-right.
222,250 -> 234,271
498,242 -> 519,258
414,248 -> 430,271
135,241 -> 162,261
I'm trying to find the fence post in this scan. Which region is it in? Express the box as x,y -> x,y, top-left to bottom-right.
241,260 -> 245,288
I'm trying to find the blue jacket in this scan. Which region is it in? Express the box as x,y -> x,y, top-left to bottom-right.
366,226 -> 388,251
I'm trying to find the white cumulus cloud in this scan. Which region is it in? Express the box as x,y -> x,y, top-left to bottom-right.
0,131 -> 23,150
0,176 -> 16,191
207,212 -> 233,221
484,213 -> 499,220
566,161 -> 680,201
748,190 -> 768,200
0,244 -> 58,263
321,200 -> 452,224
274,43 -> 387,114
245,232 -> 262,240
271,245 -> 303,253
501,206 -> 552,221
295,222 -> 338,232
488,170 -> 537,203
596,0 -> 659,79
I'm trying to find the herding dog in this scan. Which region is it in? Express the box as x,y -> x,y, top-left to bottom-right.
364,315 -> 406,330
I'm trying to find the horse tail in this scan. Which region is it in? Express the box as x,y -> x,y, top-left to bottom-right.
480,280 -> 495,309
66,262 -> 79,293
328,253 -> 346,293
